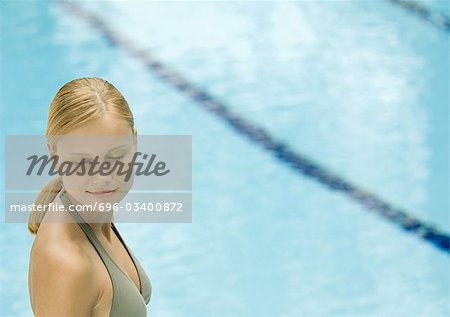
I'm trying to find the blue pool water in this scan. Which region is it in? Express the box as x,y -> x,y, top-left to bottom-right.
1,1 -> 449,316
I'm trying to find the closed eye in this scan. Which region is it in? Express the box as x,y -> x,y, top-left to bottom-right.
108,154 -> 126,160
73,159 -> 91,164
72,154 -> 125,164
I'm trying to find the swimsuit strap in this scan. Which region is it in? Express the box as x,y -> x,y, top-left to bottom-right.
58,188 -> 119,272
58,187 -> 150,316
58,188 -> 144,295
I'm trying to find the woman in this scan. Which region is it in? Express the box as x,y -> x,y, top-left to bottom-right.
28,77 -> 152,316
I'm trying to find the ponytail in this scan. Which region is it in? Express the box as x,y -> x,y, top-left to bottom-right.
28,176 -> 63,235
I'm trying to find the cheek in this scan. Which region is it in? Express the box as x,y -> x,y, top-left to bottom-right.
112,159 -> 135,190
121,152 -> 135,164
61,177 -> 90,203
62,174 -> 90,192
112,154 -> 135,179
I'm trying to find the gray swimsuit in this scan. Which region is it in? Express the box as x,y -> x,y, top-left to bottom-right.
59,188 -> 152,316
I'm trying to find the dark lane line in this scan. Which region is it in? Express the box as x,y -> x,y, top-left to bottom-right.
388,0 -> 450,33
57,0 -> 450,254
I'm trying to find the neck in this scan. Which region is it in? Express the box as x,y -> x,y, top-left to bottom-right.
89,222 -> 113,242
58,189 -> 115,241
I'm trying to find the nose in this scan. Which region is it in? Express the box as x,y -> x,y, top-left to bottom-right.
88,159 -> 114,187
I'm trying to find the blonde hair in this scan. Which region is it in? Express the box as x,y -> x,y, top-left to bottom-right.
28,77 -> 135,235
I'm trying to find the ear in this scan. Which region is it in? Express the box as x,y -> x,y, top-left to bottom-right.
133,127 -> 138,149
47,143 -> 55,157
47,143 -> 59,168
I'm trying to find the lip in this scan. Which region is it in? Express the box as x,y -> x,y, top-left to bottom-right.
86,188 -> 118,197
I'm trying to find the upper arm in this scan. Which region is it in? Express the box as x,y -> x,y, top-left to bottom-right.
31,245 -> 99,317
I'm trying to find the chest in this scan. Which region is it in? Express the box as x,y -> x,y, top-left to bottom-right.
87,234 -> 141,316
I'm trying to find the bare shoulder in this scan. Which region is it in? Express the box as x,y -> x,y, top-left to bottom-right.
33,238 -> 92,277
30,226 -> 100,316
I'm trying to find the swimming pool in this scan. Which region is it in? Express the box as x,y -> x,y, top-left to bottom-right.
1,0 -> 449,316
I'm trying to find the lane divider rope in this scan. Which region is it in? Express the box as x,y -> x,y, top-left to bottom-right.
57,0 -> 450,254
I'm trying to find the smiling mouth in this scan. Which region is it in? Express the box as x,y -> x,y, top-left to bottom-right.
86,188 -> 118,195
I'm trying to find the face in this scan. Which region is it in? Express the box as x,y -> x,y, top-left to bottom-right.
48,115 -> 137,206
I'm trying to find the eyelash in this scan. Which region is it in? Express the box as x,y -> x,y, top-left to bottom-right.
73,154 -> 126,164
109,154 -> 126,160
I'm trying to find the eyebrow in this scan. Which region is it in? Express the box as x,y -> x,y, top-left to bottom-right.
68,144 -> 130,155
